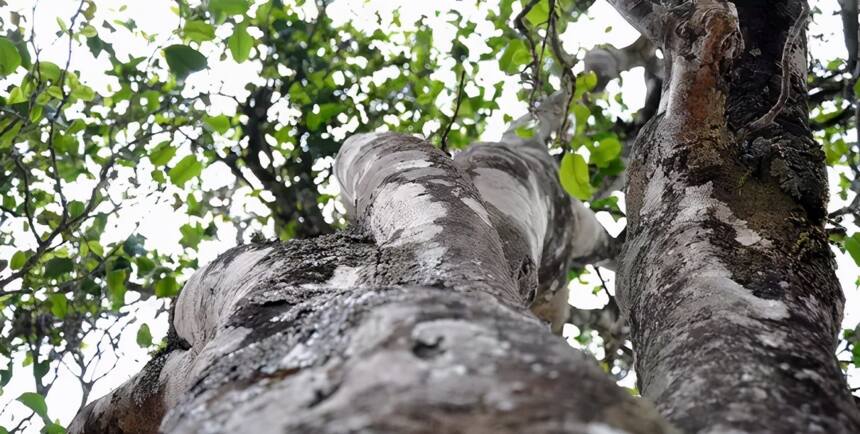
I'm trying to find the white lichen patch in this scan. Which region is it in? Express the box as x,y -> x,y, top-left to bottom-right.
472,167 -> 548,263
758,330 -> 787,348
640,168 -> 668,220
334,132 -> 383,207
682,181 -> 768,248
300,265 -> 365,291
460,197 -> 492,226
392,159 -> 432,171
649,179 -> 789,322
188,326 -> 253,381
585,423 -> 631,434
369,182 -> 447,247
676,246 -> 789,322
174,247 -> 274,348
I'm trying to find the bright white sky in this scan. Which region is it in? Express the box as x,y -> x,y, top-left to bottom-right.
0,0 -> 856,431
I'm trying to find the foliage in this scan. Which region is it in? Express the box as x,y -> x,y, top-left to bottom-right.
0,0 -> 857,431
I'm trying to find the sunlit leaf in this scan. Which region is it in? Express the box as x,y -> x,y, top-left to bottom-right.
209,0 -> 250,16
136,323 -> 153,347
559,152 -> 593,200
17,392 -> 48,419
307,103 -> 343,131
227,23 -> 253,62
0,37 -> 22,76
168,155 -> 203,187
183,20 -> 215,43
163,44 -> 207,79
107,269 -> 127,309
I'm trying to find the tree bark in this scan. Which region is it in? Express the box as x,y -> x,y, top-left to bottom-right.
613,0 -> 860,432
70,111 -> 666,433
69,1 -> 860,432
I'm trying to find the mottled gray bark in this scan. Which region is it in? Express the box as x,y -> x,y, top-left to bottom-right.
69,109 -> 664,432
613,0 -> 860,432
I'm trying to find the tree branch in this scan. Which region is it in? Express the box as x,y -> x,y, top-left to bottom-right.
439,70 -> 467,154
738,1 -> 809,139
605,0 -> 668,44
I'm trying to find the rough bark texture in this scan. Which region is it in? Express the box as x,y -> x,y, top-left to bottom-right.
68,1 -> 860,432
70,115 -> 665,432
615,0 -> 860,432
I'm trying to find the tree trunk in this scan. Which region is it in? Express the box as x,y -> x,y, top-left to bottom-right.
69,112 -> 665,433
613,0 -> 860,432
69,1 -> 860,433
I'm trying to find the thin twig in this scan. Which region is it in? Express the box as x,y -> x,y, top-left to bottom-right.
593,266 -> 613,301
440,70 -> 467,154
515,0 -> 542,108
547,0 -> 578,148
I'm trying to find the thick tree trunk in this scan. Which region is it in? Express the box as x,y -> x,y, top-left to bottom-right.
613,0 -> 860,432
69,1 -> 860,433
69,111 -> 664,432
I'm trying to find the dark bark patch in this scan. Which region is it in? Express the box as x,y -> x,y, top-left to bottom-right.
411,335 -> 445,359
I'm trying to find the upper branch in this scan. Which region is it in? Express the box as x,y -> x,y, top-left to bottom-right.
606,0 -> 669,45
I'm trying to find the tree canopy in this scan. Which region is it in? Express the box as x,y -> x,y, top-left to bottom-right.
0,0 -> 858,431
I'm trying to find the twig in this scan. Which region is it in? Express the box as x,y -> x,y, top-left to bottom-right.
440,70 -> 467,154
593,266 -> 613,301
547,0 -> 577,148
515,0 -> 542,108
738,2 -> 809,140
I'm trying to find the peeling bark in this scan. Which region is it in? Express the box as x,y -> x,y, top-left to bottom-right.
613,0 -> 860,432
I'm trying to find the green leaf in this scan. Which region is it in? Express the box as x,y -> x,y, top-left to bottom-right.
498,39 -> 529,74
515,126 -> 535,138
307,103 -> 343,131
149,141 -> 177,166
136,323 -> 153,347
179,222 -> 205,249
183,20 -> 215,43
203,115 -> 231,134
209,0 -> 250,16
525,0 -> 550,27
17,392 -> 48,419
845,235 -> 860,266
590,136 -> 622,168
168,155 -> 203,187
0,37 -> 22,76
69,200 -> 86,219
70,84 -> 95,101
37,62 -> 61,82
34,361 -> 49,380
559,152 -> 593,200
44,258 -> 74,278
106,269 -> 127,309
123,234 -> 146,256
571,103 -> 590,131
163,44 -> 207,79
50,294 -> 69,318
854,79 -> 860,99
575,71 -> 599,97
136,256 -> 155,275
81,25 -> 98,38
10,251 -> 27,270
86,240 -> 104,257
853,342 -> 860,365
0,366 -> 13,387
227,23 -> 253,63
154,276 -> 180,298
